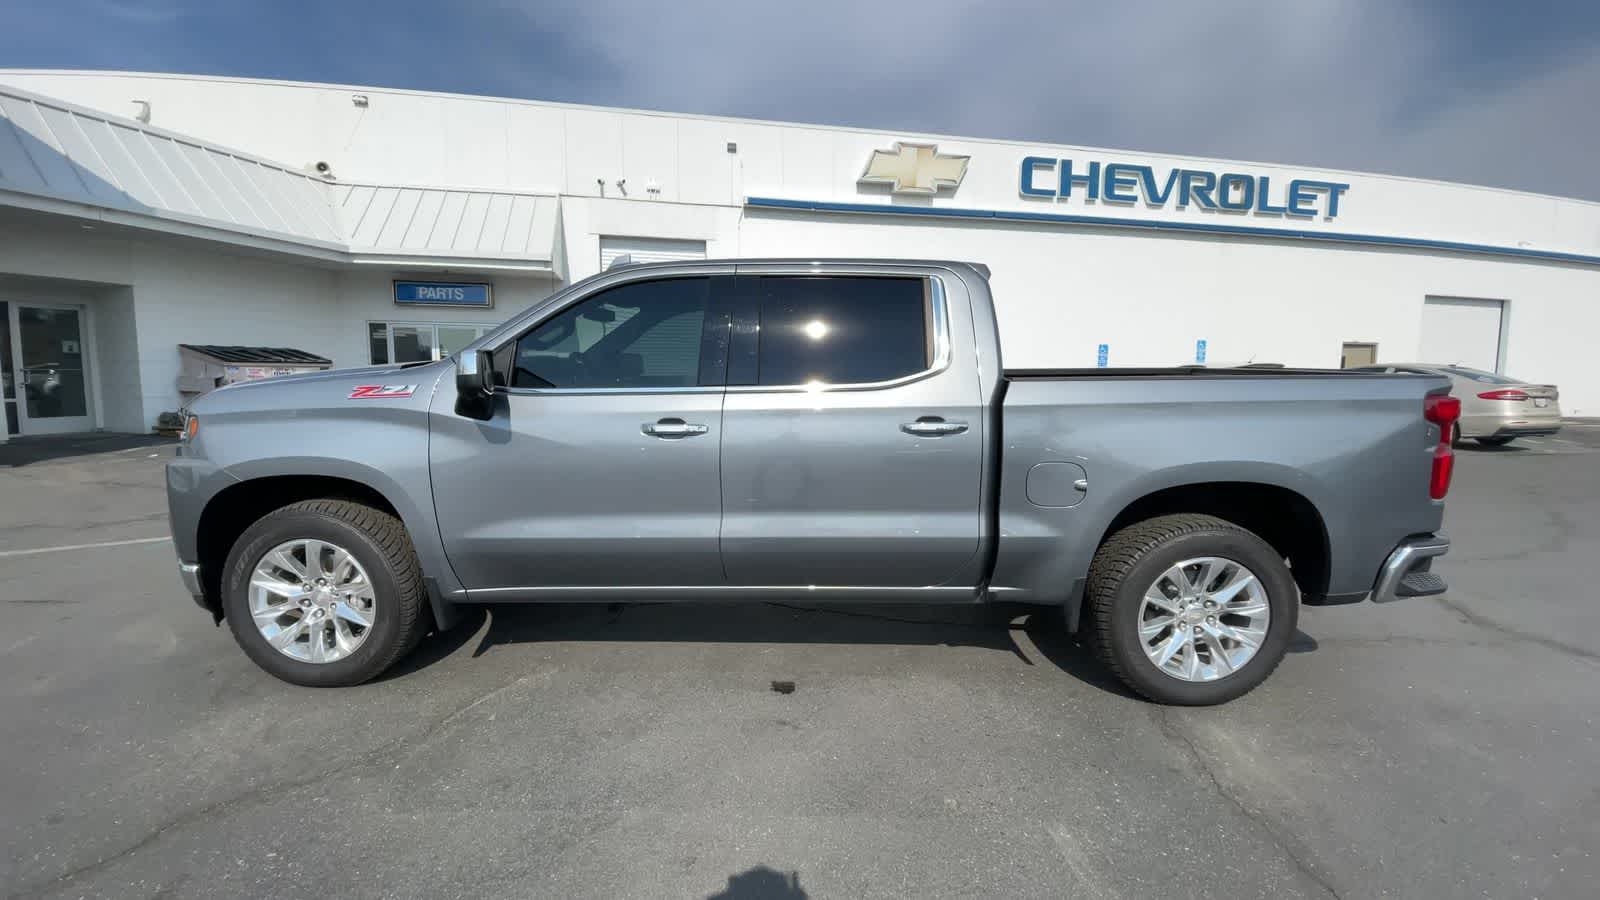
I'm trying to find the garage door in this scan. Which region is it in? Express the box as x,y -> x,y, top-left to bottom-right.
599,236 -> 706,270
1420,297 -> 1504,372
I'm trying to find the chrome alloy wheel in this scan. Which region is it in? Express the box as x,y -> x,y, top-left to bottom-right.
249,539 -> 377,664
1137,556 -> 1270,682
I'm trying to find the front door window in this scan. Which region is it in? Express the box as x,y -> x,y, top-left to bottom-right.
507,278 -> 709,389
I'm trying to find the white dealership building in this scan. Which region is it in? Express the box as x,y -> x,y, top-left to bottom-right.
1,69 -> 1597,440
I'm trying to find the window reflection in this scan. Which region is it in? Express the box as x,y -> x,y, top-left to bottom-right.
756,277 -> 928,386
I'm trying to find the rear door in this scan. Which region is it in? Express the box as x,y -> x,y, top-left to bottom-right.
430,272 -> 736,592
717,270 -> 985,588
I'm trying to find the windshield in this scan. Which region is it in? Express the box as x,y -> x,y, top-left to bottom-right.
1441,365 -> 1520,385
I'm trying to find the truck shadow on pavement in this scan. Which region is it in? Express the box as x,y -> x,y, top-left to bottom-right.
705,865 -> 808,899
389,600 -> 1319,698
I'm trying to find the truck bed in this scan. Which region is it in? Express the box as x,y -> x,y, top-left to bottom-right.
990,363 -> 1449,614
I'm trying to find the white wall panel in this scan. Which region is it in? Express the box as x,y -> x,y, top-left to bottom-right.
505,104 -> 565,193
87,286 -> 144,432
440,99 -> 508,190
621,114 -> 677,202
564,109 -> 620,198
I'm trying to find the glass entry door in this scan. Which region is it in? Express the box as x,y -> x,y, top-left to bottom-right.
1,302 -> 17,436
9,303 -> 94,435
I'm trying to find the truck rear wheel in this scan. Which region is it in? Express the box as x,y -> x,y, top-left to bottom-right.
1087,514 -> 1297,705
221,499 -> 428,687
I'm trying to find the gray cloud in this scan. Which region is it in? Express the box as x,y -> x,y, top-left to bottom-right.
4,0 -> 1596,199
489,0 -> 1600,199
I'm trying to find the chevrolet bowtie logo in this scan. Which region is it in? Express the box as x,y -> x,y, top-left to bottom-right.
858,142 -> 970,195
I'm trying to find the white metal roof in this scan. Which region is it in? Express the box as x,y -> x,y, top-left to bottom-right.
0,84 -> 557,271
333,183 -> 560,263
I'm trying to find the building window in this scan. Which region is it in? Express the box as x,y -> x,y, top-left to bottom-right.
368,322 -> 496,364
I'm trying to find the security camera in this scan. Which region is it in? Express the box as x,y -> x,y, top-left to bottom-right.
313,161 -> 335,179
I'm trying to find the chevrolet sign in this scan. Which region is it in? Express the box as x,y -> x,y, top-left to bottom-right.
859,142 -> 970,195
1020,156 -> 1350,219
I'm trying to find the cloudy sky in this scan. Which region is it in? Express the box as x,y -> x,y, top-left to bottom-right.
4,0 -> 1597,199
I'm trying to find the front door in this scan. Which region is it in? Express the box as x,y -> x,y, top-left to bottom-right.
718,272 -> 986,588
430,273 -> 734,594
8,302 -> 94,435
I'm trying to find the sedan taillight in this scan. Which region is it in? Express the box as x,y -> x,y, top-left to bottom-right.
1423,395 -> 1460,500
1477,389 -> 1529,400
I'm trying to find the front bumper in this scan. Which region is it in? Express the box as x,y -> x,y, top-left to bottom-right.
177,558 -> 204,604
1371,535 -> 1450,603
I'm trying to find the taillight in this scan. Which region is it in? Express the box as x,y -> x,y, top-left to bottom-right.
1423,395 -> 1459,500
1477,389 -> 1528,401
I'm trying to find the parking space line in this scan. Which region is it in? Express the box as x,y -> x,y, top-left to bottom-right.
0,536 -> 171,559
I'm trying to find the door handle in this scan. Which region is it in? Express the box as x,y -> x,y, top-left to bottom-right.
901,417 -> 969,436
642,418 -> 709,438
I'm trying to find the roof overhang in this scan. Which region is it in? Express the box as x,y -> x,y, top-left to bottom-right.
0,85 -> 558,274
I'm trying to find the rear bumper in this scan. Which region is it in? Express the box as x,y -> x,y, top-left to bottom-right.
1371,535 -> 1450,603
1487,424 -> 1561,439
1459,412 -> 1561,439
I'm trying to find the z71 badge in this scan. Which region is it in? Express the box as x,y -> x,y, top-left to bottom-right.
348,384 -> 417,399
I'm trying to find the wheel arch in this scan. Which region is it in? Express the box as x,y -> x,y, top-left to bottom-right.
1069,478 -> 1332,631
194,469 -> 454,628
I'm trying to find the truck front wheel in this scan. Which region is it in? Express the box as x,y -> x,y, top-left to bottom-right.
221,499 -> 429,687
1087,514 -> 1297,705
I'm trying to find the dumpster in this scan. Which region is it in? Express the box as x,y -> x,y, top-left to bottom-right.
176,344 -> 333,406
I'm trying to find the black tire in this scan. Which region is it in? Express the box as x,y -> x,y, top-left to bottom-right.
222,499 -> 428,687
1087,514 -> 1297,705
1476,436 -> 1515,447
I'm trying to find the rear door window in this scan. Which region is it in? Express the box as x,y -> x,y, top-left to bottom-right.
753,276 -> 931,386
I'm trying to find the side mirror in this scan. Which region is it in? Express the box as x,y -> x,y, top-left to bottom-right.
455,349 -> 496,420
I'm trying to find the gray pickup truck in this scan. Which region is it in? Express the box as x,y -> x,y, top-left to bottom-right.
168,260 -> 1458,704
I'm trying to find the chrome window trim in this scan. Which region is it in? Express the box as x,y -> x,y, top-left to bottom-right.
501,385 -> 723,397
496,270 -> 952,397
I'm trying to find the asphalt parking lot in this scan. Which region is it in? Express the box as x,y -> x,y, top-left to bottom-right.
3,426 -> 1598,899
